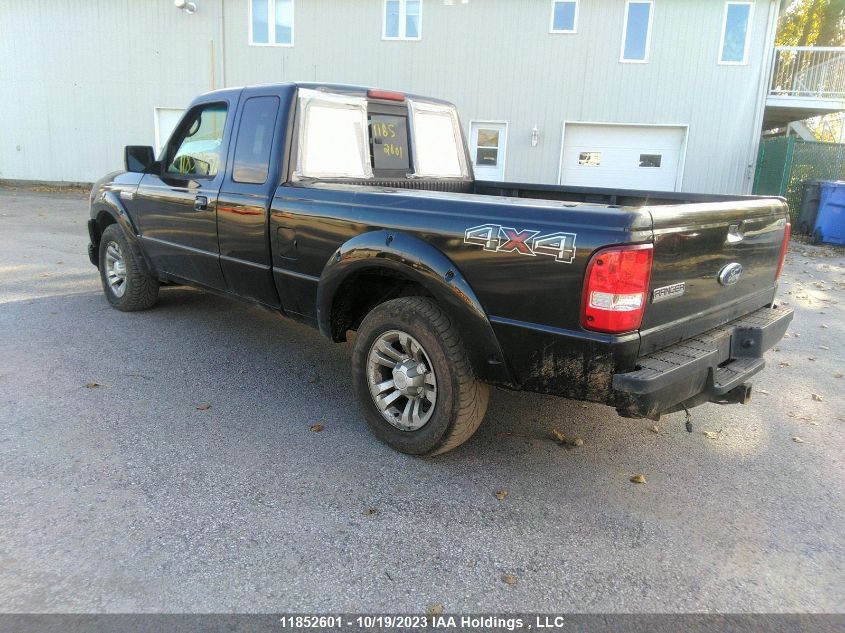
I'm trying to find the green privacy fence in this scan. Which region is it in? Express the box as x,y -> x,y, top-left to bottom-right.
753,136 -> 845,222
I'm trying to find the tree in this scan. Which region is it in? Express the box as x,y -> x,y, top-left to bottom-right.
777,0 -> 845,47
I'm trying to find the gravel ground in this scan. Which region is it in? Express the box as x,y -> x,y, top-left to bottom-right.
0,188 -> 843,613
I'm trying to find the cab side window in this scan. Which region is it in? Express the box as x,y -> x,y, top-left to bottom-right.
233,96 -> 280,184
166,103 -> 228,177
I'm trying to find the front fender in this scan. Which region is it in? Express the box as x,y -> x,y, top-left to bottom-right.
89,188 -> 154,274
91,190 -> 140,240
317,230 -> 515,387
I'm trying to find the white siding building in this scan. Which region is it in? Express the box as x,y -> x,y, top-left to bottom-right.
2,0 -> 837,193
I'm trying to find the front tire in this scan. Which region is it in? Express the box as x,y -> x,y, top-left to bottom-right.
98,224 -> 159,311
351,297 -> 490,456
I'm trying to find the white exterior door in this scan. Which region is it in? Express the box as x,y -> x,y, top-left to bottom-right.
559,123 -> 685,191
154,107 -> 186,156
470,121 -> 508,181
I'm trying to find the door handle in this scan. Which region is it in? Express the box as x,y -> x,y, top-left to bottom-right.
194,195 -> 208,211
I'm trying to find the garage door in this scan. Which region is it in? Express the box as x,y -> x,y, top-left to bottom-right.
559,124 -> 686,191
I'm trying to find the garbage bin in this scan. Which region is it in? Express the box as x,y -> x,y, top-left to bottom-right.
812,180 -> 845,246
797,180 -> 823,235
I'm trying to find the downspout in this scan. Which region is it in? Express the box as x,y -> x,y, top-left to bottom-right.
745,0 -> 780,194
219,0 -> 227,88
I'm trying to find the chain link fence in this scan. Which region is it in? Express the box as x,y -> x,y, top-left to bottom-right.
753,137 -> 845,222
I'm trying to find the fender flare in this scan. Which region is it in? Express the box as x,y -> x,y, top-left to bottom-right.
316,230 -> 515,386
91,190 -> 140,242
91,190 -> 154,273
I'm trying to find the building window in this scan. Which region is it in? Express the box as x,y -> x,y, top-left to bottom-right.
719,2 -> 753,64
620,1 -> 653,63
250,0 -> 294,47
384,0 -> 422,40
470,122 -> 508,180
550,0 -> 578,33
639,154 -> 662,167
578,152 -> 602,166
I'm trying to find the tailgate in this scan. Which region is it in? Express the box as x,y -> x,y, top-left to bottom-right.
639,198 -> 789,355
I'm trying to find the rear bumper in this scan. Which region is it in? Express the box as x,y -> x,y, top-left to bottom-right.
612,304 -> 793,419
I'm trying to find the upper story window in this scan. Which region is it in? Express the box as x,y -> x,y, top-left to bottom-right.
719,2 -> 753,64
620,1 -> 654,63
250,0 -> 294,47
384,0 -> 422,40
550,0 -> 578,33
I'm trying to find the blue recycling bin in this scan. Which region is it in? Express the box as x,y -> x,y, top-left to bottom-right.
813,181 -> 845,246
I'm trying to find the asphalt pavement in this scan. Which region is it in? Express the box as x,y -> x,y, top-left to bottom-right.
0,187 -> 843,613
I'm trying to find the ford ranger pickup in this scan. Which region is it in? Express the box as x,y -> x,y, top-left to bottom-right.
87,83 -> 793,455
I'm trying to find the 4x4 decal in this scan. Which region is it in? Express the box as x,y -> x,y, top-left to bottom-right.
464,224 -> 577,263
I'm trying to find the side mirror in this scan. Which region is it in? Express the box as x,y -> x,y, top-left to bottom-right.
124,145 -> 156,173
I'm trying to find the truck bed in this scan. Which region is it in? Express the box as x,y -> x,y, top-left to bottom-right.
474,180 -> 760,207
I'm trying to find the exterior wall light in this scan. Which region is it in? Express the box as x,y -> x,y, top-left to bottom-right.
174,0 -> 198,14
531,125 -> 540,147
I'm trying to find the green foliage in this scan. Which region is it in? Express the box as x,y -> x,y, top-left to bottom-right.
777,0 -> 845,47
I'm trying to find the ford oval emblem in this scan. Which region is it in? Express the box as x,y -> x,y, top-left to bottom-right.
718,262 -> 743,286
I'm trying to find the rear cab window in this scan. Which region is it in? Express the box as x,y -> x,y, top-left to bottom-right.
291,88 -> 468,182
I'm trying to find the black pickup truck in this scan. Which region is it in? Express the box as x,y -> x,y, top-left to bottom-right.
87,82 -> 793,455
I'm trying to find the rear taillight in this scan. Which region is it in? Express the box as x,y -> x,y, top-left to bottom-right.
581,244 -> 654,334
775,221 -> 791,281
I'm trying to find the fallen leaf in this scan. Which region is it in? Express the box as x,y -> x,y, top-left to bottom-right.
779,362 -> 790,368
310,423 -> 324,432
550,428 -> 567,444
808,357 -> 817,361
426,603 -> 444,617
362,507 -> 378,516
494,489 -> 509,501
84,382 -> 101,389
792,437 -> 805,443
630,474 -> 647,484
703,431 -> 720,440
196,403 -> 211,411
811,393 -> 823,402
572,437 -> 584,447
501,573 -> 518,586
650,425 -> 660,433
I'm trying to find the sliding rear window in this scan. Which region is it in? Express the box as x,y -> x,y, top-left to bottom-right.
292,89 -> 467,181
368,104 -> 411,177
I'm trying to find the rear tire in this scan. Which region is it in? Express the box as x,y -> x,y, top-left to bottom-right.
98,224 -> 159,311
351,297 -> 490,456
